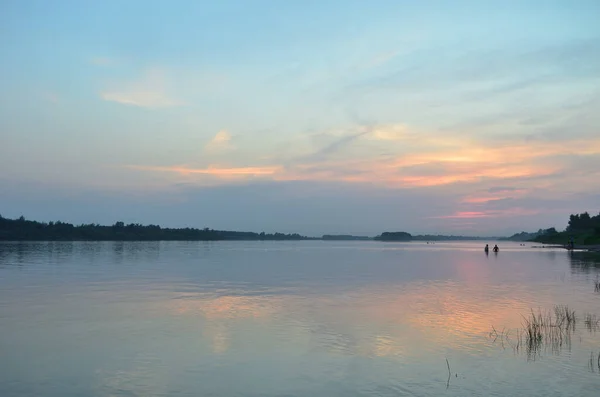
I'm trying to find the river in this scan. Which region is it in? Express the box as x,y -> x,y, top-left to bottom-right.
1,241 -> 599,396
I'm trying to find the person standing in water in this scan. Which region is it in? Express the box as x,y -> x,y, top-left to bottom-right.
484,244 -> 489,254
493,244 -> 499,253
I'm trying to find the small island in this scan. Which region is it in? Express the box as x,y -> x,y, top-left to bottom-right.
374,232 -> 413,241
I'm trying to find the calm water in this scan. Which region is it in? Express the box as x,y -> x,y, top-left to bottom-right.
1,241 -> 600,396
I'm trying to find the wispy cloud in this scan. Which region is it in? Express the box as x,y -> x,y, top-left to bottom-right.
90,57 -> 117,67
100,69 -> 182,108
435,211 -> 492,219
299,129 -> 370,163
366,124 -> 413,141
434,208 -> 541,219
294,115 -> 389,163
488,186 -> 520,194
128,165 -> 280,178
125,121 -> 600,190
461,196 -> 516,204
363,49 -> 402,69
204,130 -> 234,153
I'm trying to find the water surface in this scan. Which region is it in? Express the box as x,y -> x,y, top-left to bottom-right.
1,241 -> 599,396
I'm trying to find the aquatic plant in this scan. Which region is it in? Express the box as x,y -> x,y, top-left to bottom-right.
521,309 -> 566,357
589,352 -> 600,373
584,313 -> 600,332
445,358 -> 451,389
554,305 -> 576,330
490,305 -> 578,359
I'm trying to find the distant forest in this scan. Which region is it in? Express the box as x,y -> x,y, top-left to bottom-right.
8,212 -> 585,243
0,215 -> 313,241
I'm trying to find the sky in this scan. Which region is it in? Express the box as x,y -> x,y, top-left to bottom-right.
1,0 -> 600,237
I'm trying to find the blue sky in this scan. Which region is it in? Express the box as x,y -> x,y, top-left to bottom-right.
1,1 -> 600,236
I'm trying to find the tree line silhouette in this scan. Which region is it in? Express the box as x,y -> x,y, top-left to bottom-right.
533,211 -> 600,245
567,212 -> 600,234
0,215 -> 313,241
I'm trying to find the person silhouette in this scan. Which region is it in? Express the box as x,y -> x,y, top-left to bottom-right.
493,244 -> 499,253
484,244 -> 489,254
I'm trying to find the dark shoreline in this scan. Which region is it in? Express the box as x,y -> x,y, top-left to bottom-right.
532,244 -> 600,253
0,215 -> 503,243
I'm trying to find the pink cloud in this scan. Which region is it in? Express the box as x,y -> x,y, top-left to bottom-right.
434,208 -> 542,219
435,211 -> 492,219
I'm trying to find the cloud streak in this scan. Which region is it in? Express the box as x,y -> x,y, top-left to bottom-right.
433,208 -> 542,220
299,129 -> 371,163
122,120 -> 600,205
100,69 -> 181,108
204,130 -> 233,153
90,57 -> 117,67
128,165 -> 280,178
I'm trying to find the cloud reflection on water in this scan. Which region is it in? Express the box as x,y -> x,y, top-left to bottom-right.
166,280 -> 544,359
